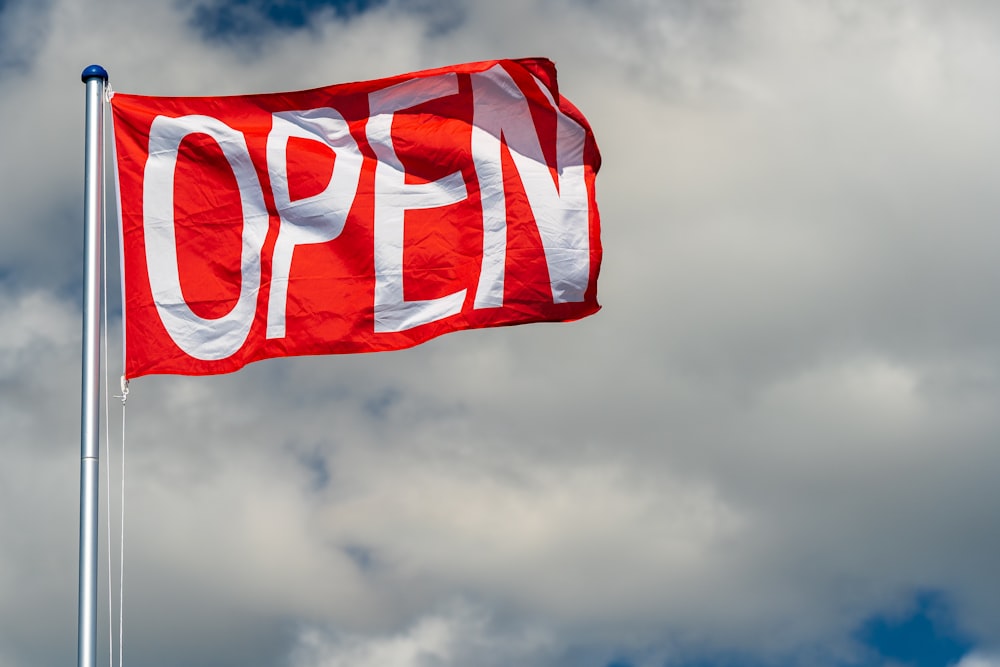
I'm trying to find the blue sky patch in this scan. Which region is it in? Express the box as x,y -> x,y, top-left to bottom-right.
854,592 -> 973,667
598,593 -> 974,667
189,0 -> 386,38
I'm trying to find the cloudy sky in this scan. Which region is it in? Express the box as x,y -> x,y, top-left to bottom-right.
3,0 -> 1000,666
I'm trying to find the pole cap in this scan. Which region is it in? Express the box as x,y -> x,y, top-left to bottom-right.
81,65 -> 109,83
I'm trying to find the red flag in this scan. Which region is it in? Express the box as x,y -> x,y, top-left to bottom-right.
111,58 -> 602,378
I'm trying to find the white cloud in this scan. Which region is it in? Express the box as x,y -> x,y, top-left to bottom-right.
289,602 -> 558,667
954,653 -> 1000,667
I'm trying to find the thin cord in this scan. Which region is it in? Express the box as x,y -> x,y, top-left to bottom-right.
111,76 -> 129,666
116,378 -> 129,667
101,80 -> 130,667
103,277 -> 113,667
101,87 -> 115,667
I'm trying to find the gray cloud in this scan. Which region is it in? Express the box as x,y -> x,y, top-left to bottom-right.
2,0 -> 1000,665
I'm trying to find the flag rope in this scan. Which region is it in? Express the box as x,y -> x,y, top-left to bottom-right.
102,137 -> 113,667
114,377 -> 128,667
101,89 -> 129,667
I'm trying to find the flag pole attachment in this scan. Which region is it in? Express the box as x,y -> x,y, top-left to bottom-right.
79,63 -> 108,667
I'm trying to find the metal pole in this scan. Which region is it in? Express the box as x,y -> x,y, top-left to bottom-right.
79,64 -> 108,667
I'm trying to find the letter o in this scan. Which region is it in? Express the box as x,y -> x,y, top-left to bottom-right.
143,114 -> 268,361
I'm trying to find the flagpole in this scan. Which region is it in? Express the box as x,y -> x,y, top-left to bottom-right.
79,64 -> 108,667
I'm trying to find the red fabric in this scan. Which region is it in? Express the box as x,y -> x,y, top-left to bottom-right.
112,58 -> 601,378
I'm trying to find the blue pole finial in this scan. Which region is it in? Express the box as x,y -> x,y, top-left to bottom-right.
80,65 -> 108,83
